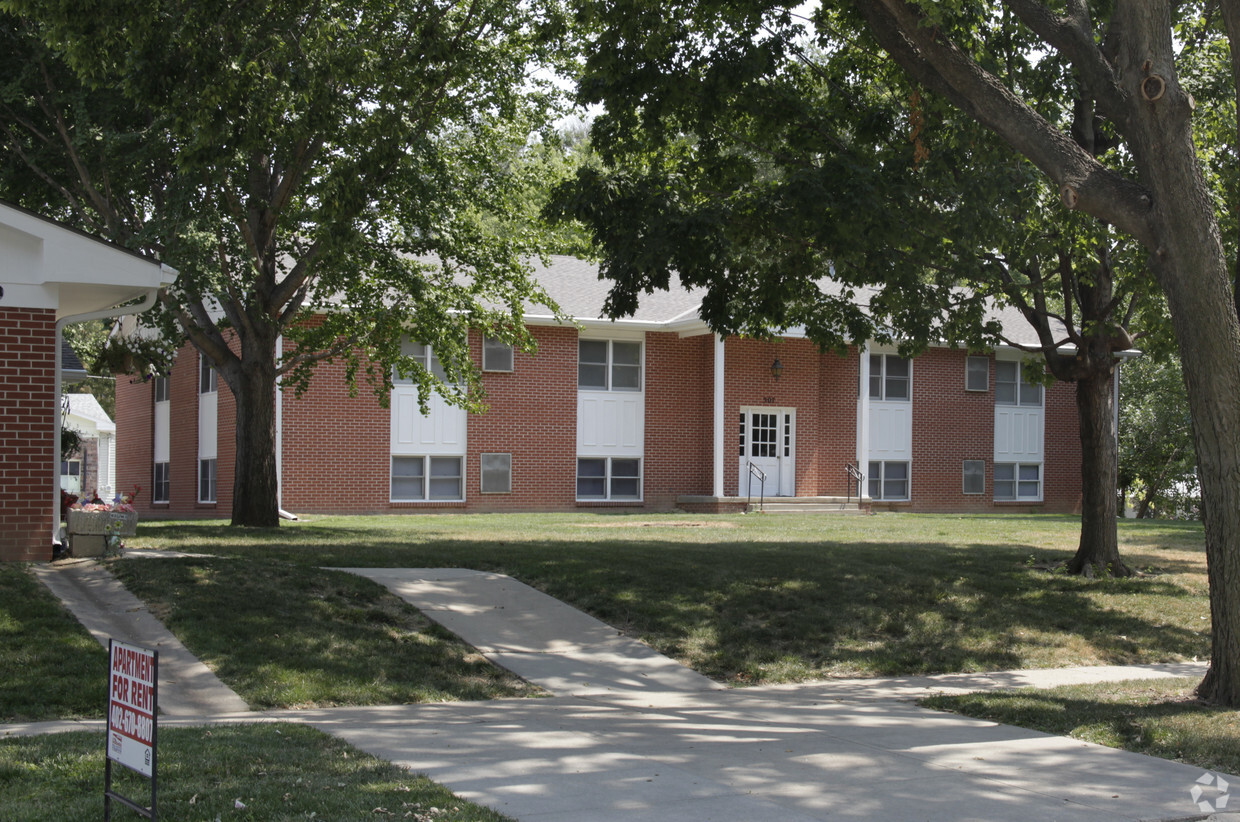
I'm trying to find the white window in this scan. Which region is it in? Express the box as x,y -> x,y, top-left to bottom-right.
153,462 -> 170,503
153,375 -> 170,403
199,355 -> 217,394
578,339 -> 642,391
577,457 -> 642,501
391,456 -> 463,501
198,458 -> 217,503
995,361 -> 1043,406
867,460 -> 909,500
966,356 -> 989,391
869,354 -> 910,401
482,337 -> 514,372
994,463 -> 1041,500
60,459 -> 82,494
480,453 -> 512,493
393,340 -> 447,384
962,460 -> 985,494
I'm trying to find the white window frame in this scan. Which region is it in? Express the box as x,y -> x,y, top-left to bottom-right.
390,455 -> 465,502
995,360 -> 1043,407
199,355 -> 217,394
482,337 -> 514,372
994,462 -> 1042,501
965,356 -> 989,392
576,457 -> 643,501
480,453 -> 512,494
867,460 -> 909,501
153,375 -> 170,403
962,460 -> 986,494
393,340 -> 448,385
868,354 -> 911,401
198,458 -> 217,503
578,338 -> 643,392
153,461 -> 171,503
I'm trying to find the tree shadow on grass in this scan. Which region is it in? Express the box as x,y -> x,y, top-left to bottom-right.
125,518 -> 1211,689
125,526 -> 1209,689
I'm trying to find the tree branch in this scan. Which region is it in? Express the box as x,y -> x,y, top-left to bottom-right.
851,0 -> 1156,247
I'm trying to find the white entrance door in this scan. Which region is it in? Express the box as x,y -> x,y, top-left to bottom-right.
739,408 -> 795,497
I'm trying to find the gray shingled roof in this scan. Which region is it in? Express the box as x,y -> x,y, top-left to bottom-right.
525,256 -> 1064,350
523,255 -> 705,325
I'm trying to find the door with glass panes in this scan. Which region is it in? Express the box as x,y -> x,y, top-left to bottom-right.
738,408 -> 795,496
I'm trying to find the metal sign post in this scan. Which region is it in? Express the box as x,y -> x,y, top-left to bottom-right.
105,639 -> 158,820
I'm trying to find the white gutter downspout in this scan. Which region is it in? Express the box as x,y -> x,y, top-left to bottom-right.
713,334 -> 725,498
275,334 -> 297,521
53,285 -> 163,544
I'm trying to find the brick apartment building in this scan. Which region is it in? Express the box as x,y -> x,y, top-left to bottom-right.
115,256 -> 1086,518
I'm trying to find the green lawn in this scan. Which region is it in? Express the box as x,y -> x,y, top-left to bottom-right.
4,513 -> 1209,722
122,512 -> 1209,685
0,723 -> 512,821
922,678 -> 1240,775
110,559 -> 542,710
0,564 -> 108,721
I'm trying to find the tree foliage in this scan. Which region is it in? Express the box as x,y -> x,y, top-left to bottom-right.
0,0 -> 573,525
555,0 -> 1240,705
1118,354 -> 1199,519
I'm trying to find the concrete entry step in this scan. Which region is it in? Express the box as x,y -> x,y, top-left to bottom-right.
755,502 -> 865,514
339,568 -> 723,696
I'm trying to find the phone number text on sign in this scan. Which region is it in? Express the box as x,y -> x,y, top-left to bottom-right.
107,640 -> 156,777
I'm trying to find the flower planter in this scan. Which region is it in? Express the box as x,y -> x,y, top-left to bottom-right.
67,510 -> 138,536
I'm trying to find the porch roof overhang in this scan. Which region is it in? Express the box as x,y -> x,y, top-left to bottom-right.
0,201 -> 177,317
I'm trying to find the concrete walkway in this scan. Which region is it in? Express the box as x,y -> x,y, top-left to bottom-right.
31,558 -> 249,716
340,568 -> 721,695
20,559 -> 1239,821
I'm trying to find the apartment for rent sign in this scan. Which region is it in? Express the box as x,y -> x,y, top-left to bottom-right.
108,639 -> 157,778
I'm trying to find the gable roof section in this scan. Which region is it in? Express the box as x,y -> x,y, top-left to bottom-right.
522,255 -> 705,328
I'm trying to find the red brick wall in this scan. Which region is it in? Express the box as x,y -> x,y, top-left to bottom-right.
644,332 -> 713,507
116,339 -> 240,518
114,371 -> 153,513
466,326 -> 579,511
280,338 -> 397,513
906,348 -> 997,512
0,308 -> 55,561
1043,374 -> 1084,514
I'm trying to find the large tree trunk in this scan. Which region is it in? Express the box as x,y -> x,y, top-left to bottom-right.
1066,368 -> 1129,576
1114,1 -> 1240,708
228,329 -> 280,528
850,0 -> 1240,706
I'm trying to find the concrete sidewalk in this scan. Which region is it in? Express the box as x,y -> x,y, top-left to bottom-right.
341,568 -> 722,695
22,558 -> 1239,821
281,675 -> 1232,822
31,558 -> 249,716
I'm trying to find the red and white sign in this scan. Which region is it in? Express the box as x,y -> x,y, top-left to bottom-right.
107,640 -> 157,777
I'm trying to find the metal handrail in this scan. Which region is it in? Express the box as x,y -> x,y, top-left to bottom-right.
747,461 -> 767,513
846,463 -> 864,506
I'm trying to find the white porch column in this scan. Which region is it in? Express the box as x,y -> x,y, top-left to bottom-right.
856,342 -> 871,478
713,333 -> 725,497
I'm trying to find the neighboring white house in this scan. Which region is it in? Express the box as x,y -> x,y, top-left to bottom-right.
61,392 -> 117,500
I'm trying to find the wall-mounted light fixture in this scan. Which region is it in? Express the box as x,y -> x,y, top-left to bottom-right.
771,358 -> 784,381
